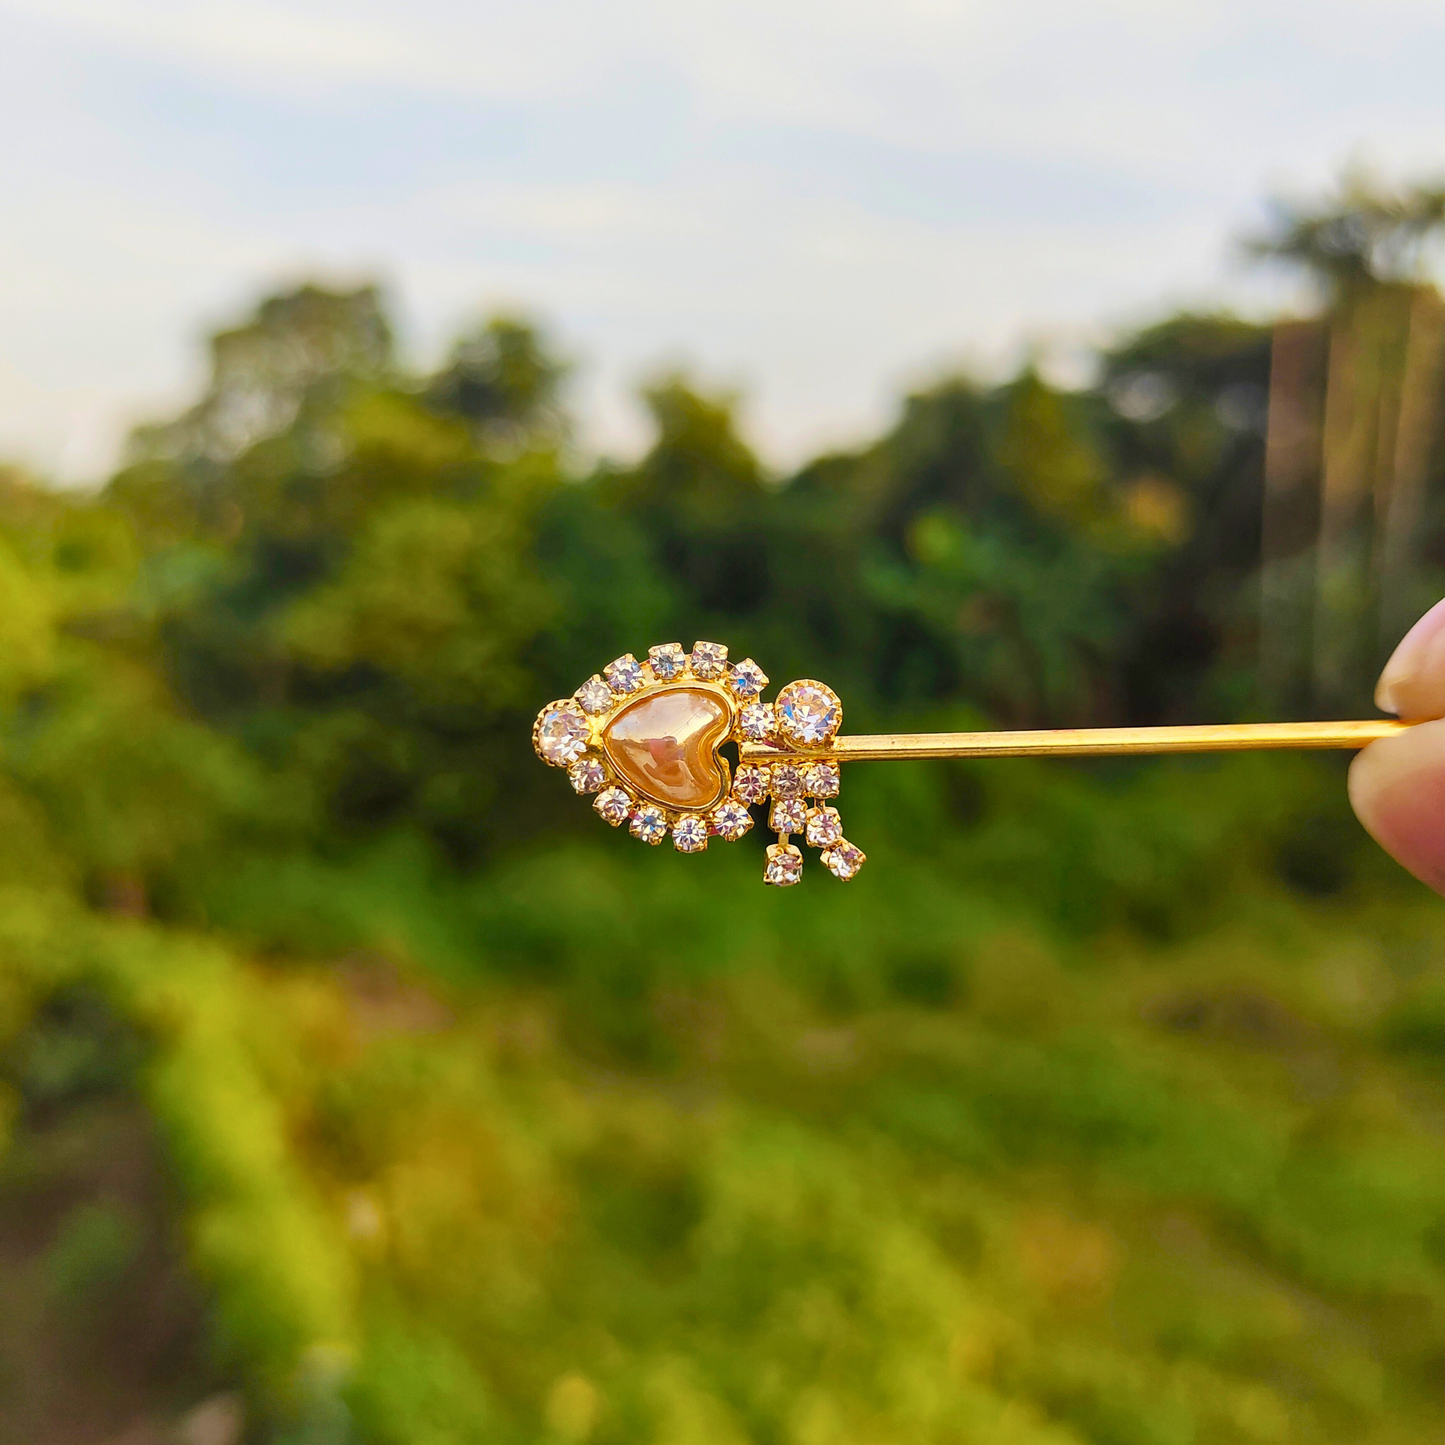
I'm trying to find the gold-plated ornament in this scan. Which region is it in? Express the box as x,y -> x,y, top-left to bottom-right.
534,641 -> 1414,886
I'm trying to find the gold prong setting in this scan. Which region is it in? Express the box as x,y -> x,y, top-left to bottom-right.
802,760 -> 840,797
648,642 -> 688,680
820,841 -> 866,880
629,804 -> 669,844
727,658 -> 769,699
533,699 -> 590,766
672,814 -> 710,853
603,653 -> 647,693
768,763 -> 804,800
804,805 -> 843,849
534,642 -> 865,883
712,800 -> 753,841
574,675 -> 614,715
774,679 -> 843,749
769,798 -> 806,833
764,842 -> 804,887
689,641 -> 728,680
568,757 -> 606,794
738,702 -> 776,741
732,764 -> 770,804
594,786 -> 632,825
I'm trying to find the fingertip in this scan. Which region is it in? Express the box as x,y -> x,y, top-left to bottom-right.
1376,597 -> 1445,719
1349,719 -> 1445,894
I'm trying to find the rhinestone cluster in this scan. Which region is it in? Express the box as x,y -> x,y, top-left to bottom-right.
532,643 -> 864,884
751,748 -> 863,888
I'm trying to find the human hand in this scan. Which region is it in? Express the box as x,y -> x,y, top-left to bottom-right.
1349,598 -> 1445,892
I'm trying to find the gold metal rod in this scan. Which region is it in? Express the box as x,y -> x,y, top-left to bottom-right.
741,719 -> 1415,764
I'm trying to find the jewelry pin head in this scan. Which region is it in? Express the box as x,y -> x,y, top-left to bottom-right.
533,642 -> 861,886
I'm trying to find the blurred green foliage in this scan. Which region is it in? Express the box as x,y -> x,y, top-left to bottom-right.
1,273 -> 1445,1444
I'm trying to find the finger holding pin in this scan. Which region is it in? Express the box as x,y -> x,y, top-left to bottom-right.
535,640 -> 1414,887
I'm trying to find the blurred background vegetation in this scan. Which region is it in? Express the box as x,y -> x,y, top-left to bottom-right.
7,175 -> 1445,1445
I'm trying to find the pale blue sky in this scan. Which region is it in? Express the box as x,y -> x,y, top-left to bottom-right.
3,0 -> 1445,480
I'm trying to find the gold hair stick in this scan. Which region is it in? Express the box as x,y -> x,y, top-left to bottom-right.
742,718 -> 1412,764
533,640 -> 1413,887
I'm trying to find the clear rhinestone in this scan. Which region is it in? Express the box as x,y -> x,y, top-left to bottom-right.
738,703 -> 775,741
629,803 -> 669,844
728,658 -> 768,698
689,640 -> 728,679
774,680 -> 842,747
770,798 -> 806,834
535,702 -> 589,766
769,763 -> 804,799
805,805 -> 843,848
802,760 -> 840,798
594,786 -> 633,825
733,764 -> 770,804
575,676 -> 614,715
711,800 -> 753,841
569,757 -> 607,794
764,843 -> 803,886
821,840 -> 866,880
604,653 -> 646,693
648,642 -> 687,680
672,814 -> 709,852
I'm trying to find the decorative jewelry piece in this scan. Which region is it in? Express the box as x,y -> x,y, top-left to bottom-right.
534,641 -> 1414,886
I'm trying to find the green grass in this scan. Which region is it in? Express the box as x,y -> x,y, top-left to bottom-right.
5,751 -> 1445,1442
